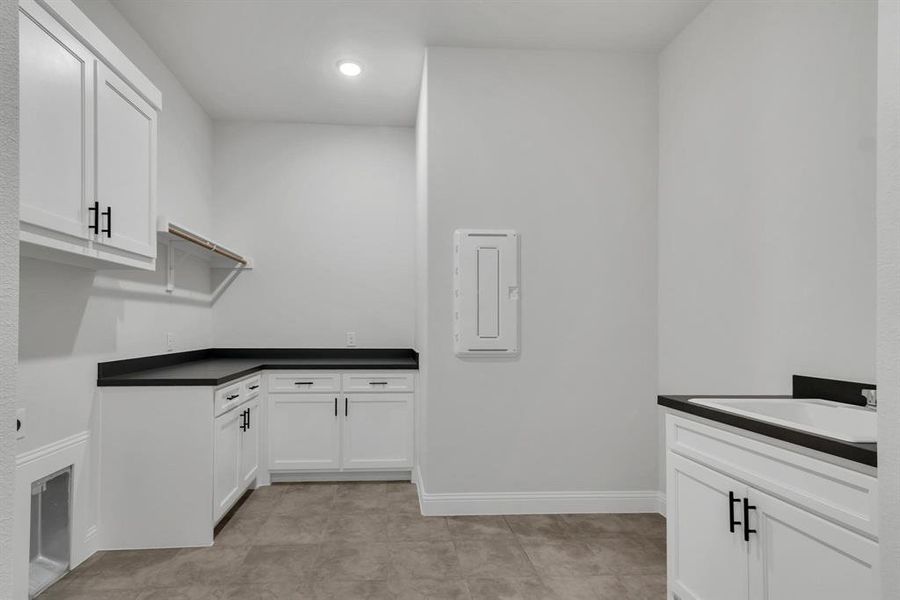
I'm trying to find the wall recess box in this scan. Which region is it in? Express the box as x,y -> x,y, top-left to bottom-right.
453,229 -> 520,357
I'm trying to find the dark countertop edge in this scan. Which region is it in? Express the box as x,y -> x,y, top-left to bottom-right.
658,395 -> 877,468
98,361 -> 419,387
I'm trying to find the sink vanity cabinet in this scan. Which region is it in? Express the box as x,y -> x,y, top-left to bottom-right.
666,414 -> 879,600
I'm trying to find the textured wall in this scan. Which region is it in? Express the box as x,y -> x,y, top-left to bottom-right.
211,121 -> 416,348
420,47 -> 659,497
877,1 -> 900,596
659,0 -> 876,394
0,0 -> 18,595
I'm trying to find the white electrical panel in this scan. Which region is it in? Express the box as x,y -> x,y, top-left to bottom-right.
453,229 -> 520,357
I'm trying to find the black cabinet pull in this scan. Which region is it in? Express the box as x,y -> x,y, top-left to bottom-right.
226,394 -> 240,401
294,381 -> 314,386
239,409 -> 247,432
101,206 -> 112,237
247,408 -> 251,430
88,201 -> 99,234
345,397 -> 348,417
334,397 -> 338,417
743,498 -> 757,542
369,381 -> 388,386
248,384 -> 260,390
728,492 -> 741,533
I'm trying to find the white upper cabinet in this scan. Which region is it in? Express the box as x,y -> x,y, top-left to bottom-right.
18,0 -> 161,270
19,0 -> 93,242
95,63 -> 157,259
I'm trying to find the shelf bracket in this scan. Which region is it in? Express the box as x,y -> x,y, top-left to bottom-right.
166,244 -> 175,293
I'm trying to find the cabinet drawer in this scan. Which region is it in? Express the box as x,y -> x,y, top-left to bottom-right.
243,375 -> 262,399
269,372 -> 340,393
666,414 -> 878,537
341,373 -> 415,393
214,383 -> 243,417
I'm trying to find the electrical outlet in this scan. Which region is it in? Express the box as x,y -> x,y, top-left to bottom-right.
16,407 -> 25,440
346,331 -> 357,347
166,332 -> 176,352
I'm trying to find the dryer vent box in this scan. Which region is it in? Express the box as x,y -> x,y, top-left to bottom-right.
453,229 -> 519,357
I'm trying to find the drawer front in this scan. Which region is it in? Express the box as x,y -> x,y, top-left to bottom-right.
268,372 -> 340,394
214,383 -> 243,417
243,375 -> 262,399
341,373 -> 415,393
666,414 -> 878,538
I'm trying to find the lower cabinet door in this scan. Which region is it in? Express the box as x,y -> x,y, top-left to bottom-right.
269,393 -> 340,470
341,393 -> 413,470
667,453 -> 750,600
747,489 -> 879,600
213,407 -> 241,522
240,400 -> 260,487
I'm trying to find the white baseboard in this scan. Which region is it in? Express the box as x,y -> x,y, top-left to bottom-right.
415,467 -> 665,516
270,470 -> 412,483
657,492 -> 667,517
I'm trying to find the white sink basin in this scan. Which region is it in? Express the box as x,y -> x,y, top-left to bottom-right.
688,397 -> 876,443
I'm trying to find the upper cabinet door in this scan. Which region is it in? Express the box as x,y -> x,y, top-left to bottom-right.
19,0 -> 94,240
668,453 -> 750,600
747,489 -> 879,600
95,62 -> 157,259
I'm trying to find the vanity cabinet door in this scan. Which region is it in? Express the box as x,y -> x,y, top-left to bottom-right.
668,453 -> 749,600
239,400 -> 260,487
213,407 -> 241,522
341,393 -> 413,470
269,394 -> 340,470
747,489 -> 879,600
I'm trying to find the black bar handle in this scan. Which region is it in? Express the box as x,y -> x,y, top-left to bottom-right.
239,409 -> 247,432
345,397 -> 348,417
294,381 -> 314,386
743,498 -> 757,542
247,408 -> 251,430
248,384 -> 260,390
334,397 -> 338,417
101,206 -> 111,237
226,394 -> 240,401
729,492 -> 741,533
88,201 -> 99,234
369,381 -> 389,385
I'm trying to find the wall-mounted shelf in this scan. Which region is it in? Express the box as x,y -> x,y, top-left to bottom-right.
157,218 -> 253,299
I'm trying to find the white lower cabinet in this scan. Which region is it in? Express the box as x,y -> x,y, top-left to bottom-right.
668,454 -> 749,600
666,414 -> 879,600
268,372 -> 415,474
213,405 -> 241,521
747,489 -> 878,600
269,393 -> 340,471
214,396 -> 260,522
342,393 -> 413,469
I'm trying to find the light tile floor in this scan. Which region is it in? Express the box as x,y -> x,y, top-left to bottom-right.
40,482 -> 667,599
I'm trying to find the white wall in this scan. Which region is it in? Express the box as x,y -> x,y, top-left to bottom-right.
418,47 -> 659,506
211,121 -> 415,348
877,1 -> 900,596
17,0 -> 215,559
0,0 -> 18,594
658,0 -> 877,395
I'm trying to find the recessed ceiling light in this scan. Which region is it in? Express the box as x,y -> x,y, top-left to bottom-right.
337,60 -> 362,77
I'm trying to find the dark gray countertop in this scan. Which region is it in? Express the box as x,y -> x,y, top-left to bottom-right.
658,394 -> 876,467
98,348 -> 418,387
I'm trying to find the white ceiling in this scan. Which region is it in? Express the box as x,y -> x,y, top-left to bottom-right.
112,0 -> 711,127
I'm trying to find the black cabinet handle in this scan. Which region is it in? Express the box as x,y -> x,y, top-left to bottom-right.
369,381 -> 388,386
248,384 -> 260,390
101,206 -> 111,237
334,397 -> 338,417
226,394 -> 240,401
239,409 -> 247,432
345,397 -> 348,417
294,381 -> 314,386
743,498 -> 757,542
247,408 -> 251,430
88,201 -> 99,234
728,492 -> 741,533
